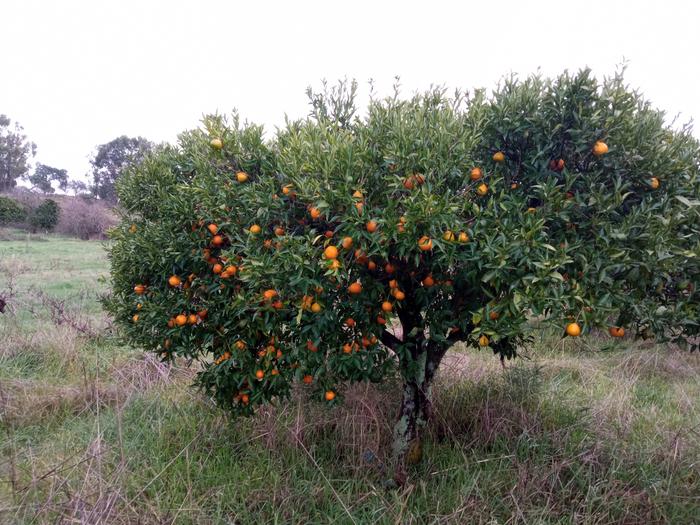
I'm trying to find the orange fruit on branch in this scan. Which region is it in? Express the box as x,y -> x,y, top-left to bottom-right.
565,322 -> 581,337
418,236 -> 433,251
592,141 -> 609,156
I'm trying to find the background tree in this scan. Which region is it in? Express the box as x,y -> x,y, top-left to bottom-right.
90,136 -> 153,202
28,163 -> 68,193
106,71 -> 699,485
0,114 -> 36,192
68,179 -> 89,195
28,198 -> 60,233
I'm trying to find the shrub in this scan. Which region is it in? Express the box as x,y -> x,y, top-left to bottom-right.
106,70 -> 699,483
28,199 -> 60,233
56,196 -> 117,239
0,195 -> 26,224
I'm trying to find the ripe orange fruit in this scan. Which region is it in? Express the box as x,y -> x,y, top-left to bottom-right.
345,317 -> 356,327
470,167 -> 482,181
478,335 -> 489,347
476,183 -> 488,196
213,235 -> 226,247
414,173 -> 425,185
255,370 -> 264,380
207,224 -> 218,235
136,303 -> 142,310
324,230 -> 334,239
352,190 -> 364,200
511,183 -> 519,190
397,223 -> 406,233
355,201 -> 364,214
168,275 -> 181,287
303,374 -> 313,384
592,141 -> 609,156
306,340 -> 318,352
565,322 -> 581,337
418,236 -> 433,251
309,207 -> 321,219
493,151 -> 505,162
134,284 -> 146,295
609,326 -> 625,338
368,261 -> 377,271
210,138 -> 223,150
489,311 -> 500,320
650,177 -> 660,189
556,159 -> 565,171
197,309 -> 208,319
325,390 -> 336,401
212,263 -> 223,274
224,265 -> 237,276
187,314 -> 198,325
394,290 -> 406,301
443,230 -> 455,242
343,343 -> 353,354
328,259 -> 341,270
341,237 -> 353,249
282,184 -> 292,195
377,316 -> 386,325
263,289 -> 277,301
175,314 -> 187,327
422,275 -> 435,287
249,224 -> 261,234
389,279 -> 398,289
381,301 -> 393,312
311,302 -> 322,313
403,177 -> 415,190
274,226 -> 285,236
348,282 -> 362,294
354,249 -> 368,265
132,314 -> 139,323
366,220 -> 378,233
235,340 -> 246,350
458,232 -> 469,243
384,263 -> 395,274
236,171 -> 249,183
324,245 -> 339,259
241,393 -> 250,404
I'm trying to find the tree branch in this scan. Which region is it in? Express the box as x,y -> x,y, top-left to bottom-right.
380,329 -> 403,351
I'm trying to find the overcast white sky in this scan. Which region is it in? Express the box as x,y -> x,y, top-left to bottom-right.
2,0 -> 699,186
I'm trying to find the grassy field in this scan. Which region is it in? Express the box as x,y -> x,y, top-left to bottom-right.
1,229 -> 699,524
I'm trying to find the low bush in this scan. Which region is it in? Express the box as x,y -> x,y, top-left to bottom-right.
56,196 -> 117,239
0,195 -> 26,224
28,198 -> 60,233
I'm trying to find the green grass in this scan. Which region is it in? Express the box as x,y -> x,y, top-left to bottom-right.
1,229 -> 699,523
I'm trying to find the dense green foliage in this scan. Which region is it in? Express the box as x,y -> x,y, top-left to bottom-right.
107,70 -> 699,469
28,198 -> 60,232
0,195 -> 27,224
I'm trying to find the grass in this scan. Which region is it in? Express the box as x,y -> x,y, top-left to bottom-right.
1,228 -> 699,523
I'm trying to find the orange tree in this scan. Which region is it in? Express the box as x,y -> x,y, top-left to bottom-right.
107,70 -> 699,482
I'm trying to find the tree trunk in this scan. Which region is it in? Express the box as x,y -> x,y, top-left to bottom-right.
390,345 -> 444,486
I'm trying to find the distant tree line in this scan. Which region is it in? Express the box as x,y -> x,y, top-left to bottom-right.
0,113 -> 153,203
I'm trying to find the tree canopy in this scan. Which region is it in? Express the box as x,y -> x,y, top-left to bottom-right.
91,136 -> 153,202
0,115 -> 36,192
107,70 -> 699,481
28,163 -> 68,193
